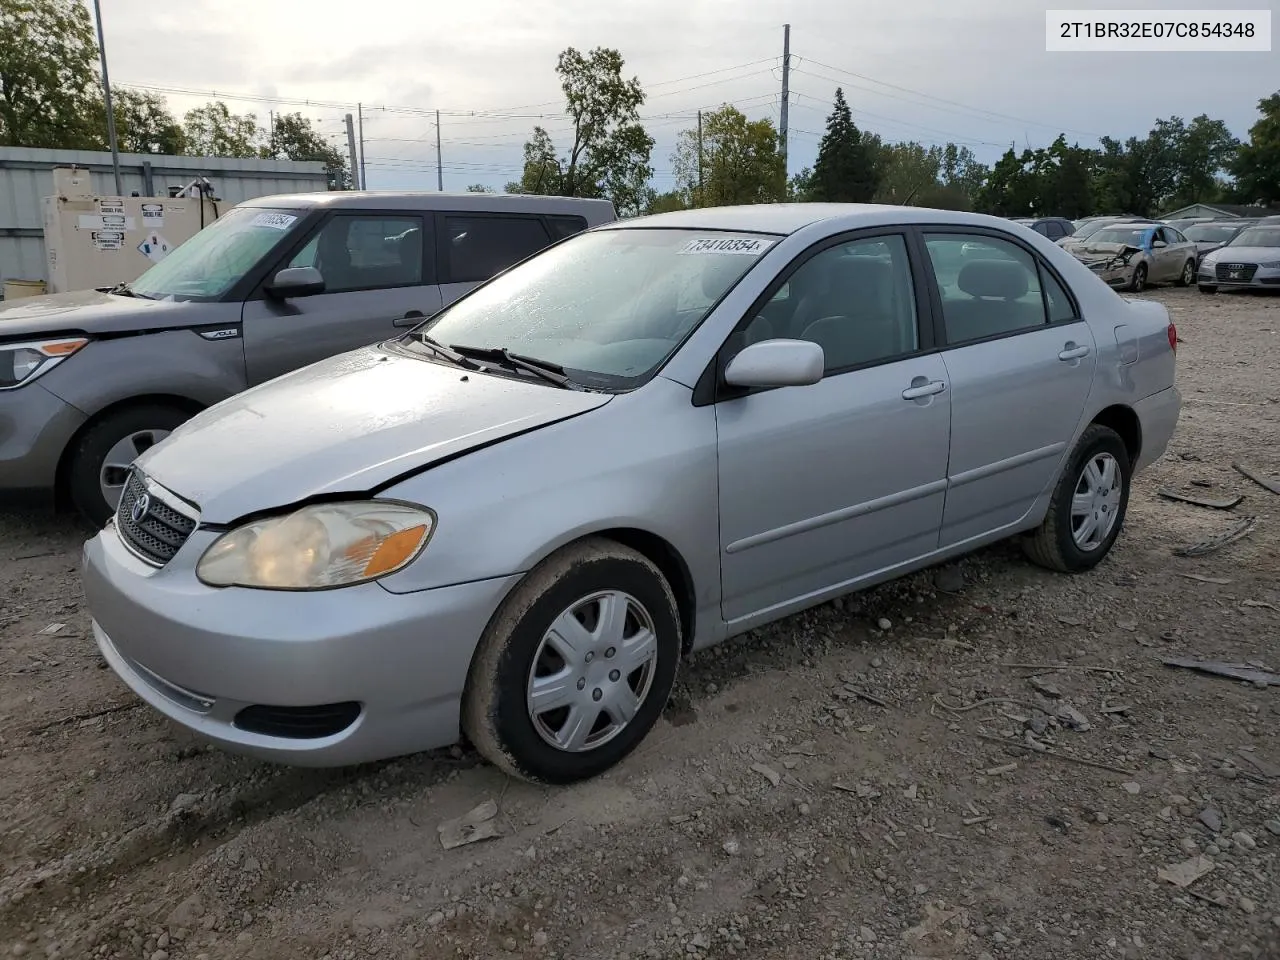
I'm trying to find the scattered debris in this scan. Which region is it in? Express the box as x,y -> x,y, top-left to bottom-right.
975,733 -> 1136,776
1179,573 -> 1233,585
1100,703 -> 1133,715
1173,516 -> 1257,557
1158,489 -> 1244,510
1056,704 -> 1091,731
1056,615 -> 1085,626
1242,599 -> 1277,610
1158,855 -> 1215,888
1122,781 -> 1142,795
962,815 -> 990,826
37,622 -> 68,636
1198,808 -> 1222,833
982,762 -> 1018,776
750,762 -> 781,787
1232,462 -> 1280,496
838,683 -> 890,708
438,800 -> 502,850
27,701 -> 144,735
1002,661 -> 1122,675
1028,676 -> 1063,699
916,635 -> 976,652
1163,658 -> 1280,686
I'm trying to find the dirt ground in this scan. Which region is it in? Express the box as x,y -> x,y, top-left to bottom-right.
2,287 -> 1278,960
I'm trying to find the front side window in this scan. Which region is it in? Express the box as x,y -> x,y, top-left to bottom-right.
130,205 -> 302,301
924,233 -> 1049,344
747,235 -> 919,372
417,229 -> 776,390
288,215 -> 423,293
444,215 -> 552,284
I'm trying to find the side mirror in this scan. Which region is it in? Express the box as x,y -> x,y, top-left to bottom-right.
1151,240 -> 1167,248
266,266 -> 325,299
724,338 -> 825,389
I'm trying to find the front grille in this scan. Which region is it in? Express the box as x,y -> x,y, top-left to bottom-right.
116,471 -> 197,566
1216,262 -> 1258,282
233,702 -> 362,739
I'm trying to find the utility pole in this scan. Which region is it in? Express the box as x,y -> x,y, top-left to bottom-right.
268,110 -> 275,156
91,0 -> 123,196
696,110 -> 704,207
357,103 -> 367,190
344,113 -> 359,191
780,23 -> 791,180
435,110 -> 443,191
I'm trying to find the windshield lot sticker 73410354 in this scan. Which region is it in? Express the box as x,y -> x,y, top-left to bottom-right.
678,237 -> 776,255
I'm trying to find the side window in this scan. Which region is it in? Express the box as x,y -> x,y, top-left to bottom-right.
443,214 -> 552,284
1033,221 -> 1051,237
1046,221 -> 1066,240
1040,267 -> 1077,323
755,234 -> 919,373
924,233 -> 1048,344
547,215 -> 588,240
288,215 -> 424,293
1167,227 -> 1187,244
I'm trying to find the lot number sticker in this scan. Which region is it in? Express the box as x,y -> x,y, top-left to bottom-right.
678,237 -> 775,255
251,212 -> 297,230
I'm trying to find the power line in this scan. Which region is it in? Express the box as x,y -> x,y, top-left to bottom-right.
788,90 -> 1005,148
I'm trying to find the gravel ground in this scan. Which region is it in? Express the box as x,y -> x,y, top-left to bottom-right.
1,287 -> 1278,960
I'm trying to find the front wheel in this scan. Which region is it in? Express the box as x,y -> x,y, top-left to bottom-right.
462,538 -> 681,784
1128,264 -> 1148,293
1176,260 -> 1195,287
1198,284 -> 1218,294
1023,424 -> 1131,573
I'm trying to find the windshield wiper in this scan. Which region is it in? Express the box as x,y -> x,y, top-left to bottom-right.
107,281 -> 136,298
448,344 -> 581,390
408,332 -> 481,370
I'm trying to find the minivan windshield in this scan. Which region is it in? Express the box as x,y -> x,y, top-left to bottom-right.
415,228 -> 777,390
129,206 -> 303,301
1228,226 -> 1280,248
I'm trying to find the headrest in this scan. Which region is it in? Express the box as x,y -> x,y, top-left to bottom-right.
957,259 -> 1029,300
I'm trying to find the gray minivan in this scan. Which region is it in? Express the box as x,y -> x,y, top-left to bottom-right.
0,192 -> 616,524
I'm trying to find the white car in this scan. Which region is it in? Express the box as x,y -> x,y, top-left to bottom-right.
1197,219 -> 1280,293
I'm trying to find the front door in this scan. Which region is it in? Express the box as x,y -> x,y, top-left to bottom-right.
715,232 -> 952,625
920,230 -> 1097,548
242,212 -> 441,386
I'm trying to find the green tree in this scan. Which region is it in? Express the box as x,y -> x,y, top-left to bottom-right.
182,101 -> 261,158
1231,92 -> 1280,204
939,143 -> 988,205
110,88 -> 185,154
1161,115 -> 1238,207
263,111 -> 348,188
788,166 -> 815,201
510,47 -> 654,215
466,183 -> 494,193
810,88 -> 879,202
0,0 -> 102,149
672,104 -> 785,207
645,189 -> 687,214
873,141 -> 941,206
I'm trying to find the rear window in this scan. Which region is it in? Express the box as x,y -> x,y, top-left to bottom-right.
444,214 -> 552,284
547,215 -> 589,240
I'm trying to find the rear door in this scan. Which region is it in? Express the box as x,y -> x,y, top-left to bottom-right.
435,212 -> 558,308
920,228 -> 1097,548
241,211 -> 439,386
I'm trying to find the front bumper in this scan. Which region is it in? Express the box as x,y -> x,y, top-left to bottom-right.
1197,263 -> 1280,289
1083,259 -> 1137,288
0,381 -> 86,500
83,522 -> 521,766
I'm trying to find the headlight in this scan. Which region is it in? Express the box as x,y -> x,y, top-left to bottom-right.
196,501 -> 435,589
1259,261 -> 1280,269
0,337 -> 88,390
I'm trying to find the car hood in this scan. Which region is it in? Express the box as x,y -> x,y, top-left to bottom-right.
134,344 -> 613,523
1205,246 -> 1280,262
1075,242 -> 1143,261
0,289 -> 196,339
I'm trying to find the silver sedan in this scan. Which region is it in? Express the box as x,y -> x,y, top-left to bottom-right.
1197,220 -> 1280,292
81,205 -> 1182,784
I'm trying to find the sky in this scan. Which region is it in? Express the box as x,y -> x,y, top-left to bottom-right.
95,0 -> 1277,194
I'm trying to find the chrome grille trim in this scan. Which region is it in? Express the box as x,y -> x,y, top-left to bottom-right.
115,470 -> 199,566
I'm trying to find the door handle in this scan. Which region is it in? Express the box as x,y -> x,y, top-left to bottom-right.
393,310 -> 426,328
1058,344 -> 1090,361
902,380 -> 946,400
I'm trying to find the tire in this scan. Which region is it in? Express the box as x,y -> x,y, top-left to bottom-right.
66,404 -> 191,527
462,538 -> 681,784
1023,424 -> 1131,574
1198,284 -> 1218,294
1128,263 -> 1148,293
1176,260 -> 1195,287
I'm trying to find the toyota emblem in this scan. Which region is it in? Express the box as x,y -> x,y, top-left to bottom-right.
130,493 -> 151,523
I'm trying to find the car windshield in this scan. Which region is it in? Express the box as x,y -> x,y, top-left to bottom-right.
1072,220 -> 1123,239
1184,224 -> 1241,243
1089,227 -> 1149,246
1228,226 -> 1280,248
416,228 -> 777,390
129,205 -> 303,301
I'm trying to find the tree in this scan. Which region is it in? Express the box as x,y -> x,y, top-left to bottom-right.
466,183 -> 494,193
645,190 -> 686,214
809,89 -> 879,202
109,89 -> 185,154
873,141 -> 940,206
1160,115 -> 1238,208
182,101 -> 262,158
510,47 -> 654,214
263,111 -> 348,188
672,104 -> 785,207
0,0 -> 102,149
1231,92 -> 1280,204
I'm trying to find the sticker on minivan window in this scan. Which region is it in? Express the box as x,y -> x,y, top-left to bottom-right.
678,237 -> 775,255
251,212 -> 298,230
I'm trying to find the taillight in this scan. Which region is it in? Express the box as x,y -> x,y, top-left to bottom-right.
1167,323 -> 1177,352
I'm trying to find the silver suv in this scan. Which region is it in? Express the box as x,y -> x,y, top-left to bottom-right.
0,191 -> 616,524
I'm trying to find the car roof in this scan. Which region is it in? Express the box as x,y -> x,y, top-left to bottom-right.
606,203 -> 1039,236
237,191 -> 618,219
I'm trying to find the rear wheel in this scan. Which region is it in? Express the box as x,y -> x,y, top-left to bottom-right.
1023,424 -> 1131,574
1128,264 -> 1148,293
462,538 -> 681,784
1176,260 -> 1195,287
66,405 -> 190,527
1198,284 -> 1218,294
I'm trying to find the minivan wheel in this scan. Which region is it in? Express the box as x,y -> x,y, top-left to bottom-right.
66,405 -> 190,527
1176,260 -> 1195,287
1023,424 -> 1131,574
462,538 -> 681,784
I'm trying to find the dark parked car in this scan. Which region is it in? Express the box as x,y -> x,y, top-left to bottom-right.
1010,217 -> 1076,242
1182,220 -> 1257,267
